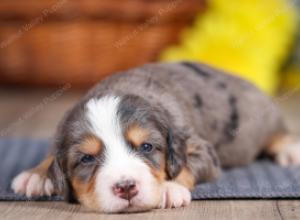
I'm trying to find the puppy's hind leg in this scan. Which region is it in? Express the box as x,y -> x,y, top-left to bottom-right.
11,155 -> 55,197
265,133 -> 300,166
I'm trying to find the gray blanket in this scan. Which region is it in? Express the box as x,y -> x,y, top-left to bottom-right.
0,138 -> 299,201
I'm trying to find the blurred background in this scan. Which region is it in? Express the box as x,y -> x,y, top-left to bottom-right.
0,0 -> 299,138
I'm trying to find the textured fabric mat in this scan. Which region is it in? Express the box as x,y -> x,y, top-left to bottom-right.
0,138 -> 300,201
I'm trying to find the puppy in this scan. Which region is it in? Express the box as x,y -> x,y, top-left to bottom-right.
12,62 -> 300,213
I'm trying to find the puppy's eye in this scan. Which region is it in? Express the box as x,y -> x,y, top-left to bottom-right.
140,143 -> 153,153
81,155 -> 95,164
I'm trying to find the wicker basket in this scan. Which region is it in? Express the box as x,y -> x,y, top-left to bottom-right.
0,0 -> 205,87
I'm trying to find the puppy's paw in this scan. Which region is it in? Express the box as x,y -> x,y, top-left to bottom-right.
159,182 -> 191,209
11,171 -> 54,197
276,141 -> 300,166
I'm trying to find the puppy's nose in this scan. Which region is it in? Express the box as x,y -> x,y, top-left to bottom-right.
112,179 -> 138,200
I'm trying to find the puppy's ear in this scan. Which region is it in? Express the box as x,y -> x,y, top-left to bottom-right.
47,157 -> 66,195
165,128 -> 187,179
47,156 -> 77,203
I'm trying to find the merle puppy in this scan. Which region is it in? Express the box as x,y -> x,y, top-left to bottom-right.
12,62 -> 300,213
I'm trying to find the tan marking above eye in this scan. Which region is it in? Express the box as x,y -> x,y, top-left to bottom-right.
126,124 -> 150,149
79,135 -> 103,155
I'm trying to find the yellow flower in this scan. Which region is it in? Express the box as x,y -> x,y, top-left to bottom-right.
160,0 -> 297,94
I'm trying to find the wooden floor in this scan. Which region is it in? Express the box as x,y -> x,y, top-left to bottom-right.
0,86 -> 300,220
0,200 -> 299,220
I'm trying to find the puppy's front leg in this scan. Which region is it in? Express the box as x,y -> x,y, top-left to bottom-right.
160,135 -> 221,209
11,155 -> 55,197
159,181 -> 191,209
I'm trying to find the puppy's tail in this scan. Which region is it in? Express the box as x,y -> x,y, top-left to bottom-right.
265,133 -> 300,166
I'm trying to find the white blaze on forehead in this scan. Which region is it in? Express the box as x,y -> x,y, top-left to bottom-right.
85,95 -> 139,164
86,96 -> 122,147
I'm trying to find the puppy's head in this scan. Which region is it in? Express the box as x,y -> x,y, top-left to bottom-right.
48,95 -> 186,213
